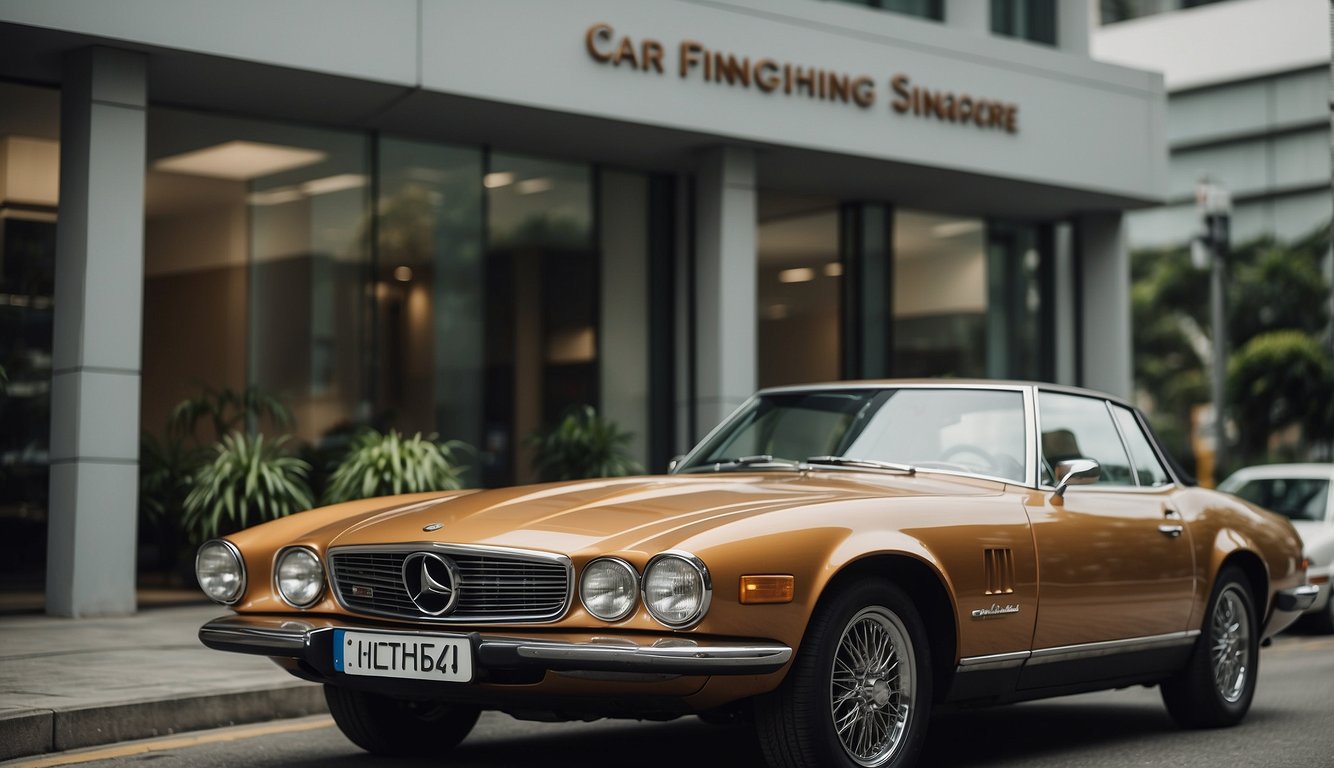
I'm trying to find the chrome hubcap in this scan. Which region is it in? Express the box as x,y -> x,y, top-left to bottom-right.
1211,585 -> 1251,704
830,607 -> 914,767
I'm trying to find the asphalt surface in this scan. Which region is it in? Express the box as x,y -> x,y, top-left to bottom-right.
9,632 -> 1334,768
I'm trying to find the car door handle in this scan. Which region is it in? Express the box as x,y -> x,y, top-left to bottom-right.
1158,524 -> 1184,538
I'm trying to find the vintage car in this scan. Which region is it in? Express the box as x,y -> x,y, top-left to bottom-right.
1219,463 -> 1334,633
197,381 -> 1317,768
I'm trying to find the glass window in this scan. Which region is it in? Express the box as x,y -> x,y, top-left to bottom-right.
893,210 -> 987,377
681,387 -> 1027,482
845,389 -> 1026,481
1038,392 -> 1135,486
1229,478 -> 1330,523
986,221 -> 1051,381
1112,406 -> 1171,487
485,152 -> 595,485
0,83 -> 59,602
375,138 -> 484,471
758,195 -> 840,388
825,0 -> 943,20
992,0 -> 1057,45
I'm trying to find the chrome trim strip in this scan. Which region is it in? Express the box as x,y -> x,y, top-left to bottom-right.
327,542 -> 574,624
198,616 -> 791,675
1025,630 -> 1200,666
957,650 -> 1031,670
507,639 -> 792,671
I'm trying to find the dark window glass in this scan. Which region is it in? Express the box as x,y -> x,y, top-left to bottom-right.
1038,392 -> 1135,486
1231,478 -> 1330,523
1112,406 -> 1171,487
992,0 -> 1057,45
825,0 -> 943,20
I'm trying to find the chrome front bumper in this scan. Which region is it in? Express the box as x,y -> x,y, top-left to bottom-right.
199,615 -> 793,676
1275,584 -> 1320,613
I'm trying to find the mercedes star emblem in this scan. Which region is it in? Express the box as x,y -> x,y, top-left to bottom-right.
402,552 -> 461,616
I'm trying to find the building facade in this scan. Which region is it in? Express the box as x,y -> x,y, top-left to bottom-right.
1094,0 -> 1332,248
0,0 -> 1167,616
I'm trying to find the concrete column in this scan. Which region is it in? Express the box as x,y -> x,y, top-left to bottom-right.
47,47 -> 147,617
1053,222 -> 1078,386
943,0 -> 989,35
693,146 -> 756,436
1058,0 -> 1094,56
1077,212 -> 1132,400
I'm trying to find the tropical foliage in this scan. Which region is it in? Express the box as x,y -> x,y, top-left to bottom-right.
529,405 -> 642,482
183,432 -> 313,542
1132,222 -> 1332,473
323,429 -> 468,504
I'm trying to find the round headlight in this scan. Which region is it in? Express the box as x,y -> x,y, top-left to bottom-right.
196,539 -> 245,604
275,547 -> 324,608
642,552 -> 711,628
580,558 -> 639,621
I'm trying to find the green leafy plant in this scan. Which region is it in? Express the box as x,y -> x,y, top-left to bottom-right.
528,405 -> 642,482
324,429 -> 468,504
169,384 -> 292,443
183,431 -> 313,543
1227,330 -> 1334,461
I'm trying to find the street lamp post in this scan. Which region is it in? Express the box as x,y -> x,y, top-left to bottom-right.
1194,180 -> 1231,480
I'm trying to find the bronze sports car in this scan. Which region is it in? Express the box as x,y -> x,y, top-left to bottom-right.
197,381 -> 1316,768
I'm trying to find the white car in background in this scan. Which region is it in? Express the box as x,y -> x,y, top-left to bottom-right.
1220,464 -> 1334,633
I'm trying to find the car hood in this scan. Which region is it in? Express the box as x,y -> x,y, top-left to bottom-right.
324,471 -> 1003,556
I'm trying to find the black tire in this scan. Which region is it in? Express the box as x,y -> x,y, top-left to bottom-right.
755,579 -> 931,768
324,684 -> 480,757
1161,566 -> 1259,728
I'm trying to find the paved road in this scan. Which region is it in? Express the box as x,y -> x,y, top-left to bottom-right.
11,632 -> 1334,768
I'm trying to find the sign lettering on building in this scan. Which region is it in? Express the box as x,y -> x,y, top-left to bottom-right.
584,23 -> 1019,134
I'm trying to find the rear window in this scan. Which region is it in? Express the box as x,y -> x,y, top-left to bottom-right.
1230,478 -> 1329,522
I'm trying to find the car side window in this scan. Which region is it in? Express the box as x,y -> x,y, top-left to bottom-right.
1111,406 -> 1171,487
1037,392 -> 1135,486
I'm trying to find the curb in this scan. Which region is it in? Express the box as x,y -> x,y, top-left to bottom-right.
0,684 -> 327,762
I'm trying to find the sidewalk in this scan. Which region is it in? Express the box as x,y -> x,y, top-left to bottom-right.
0,603 -> 326,761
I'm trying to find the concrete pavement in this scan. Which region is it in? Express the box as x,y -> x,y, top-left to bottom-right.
0,604 -> 325,761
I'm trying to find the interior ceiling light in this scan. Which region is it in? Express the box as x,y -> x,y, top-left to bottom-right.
394,266 -> 413,282
300,174 -> 366,196
931,220 -> 984,238
516,177 -> 554,195
483,172 -> 514,189
246,187 -> 305,206
778,267 -> 815,284
153,140 -> 326,181
824,262 -> 844,277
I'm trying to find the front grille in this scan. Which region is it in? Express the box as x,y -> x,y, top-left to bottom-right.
329,545 -> 571,623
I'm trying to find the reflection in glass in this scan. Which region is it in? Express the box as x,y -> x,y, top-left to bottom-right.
486,153 -> 595,485
893,210 -> 987,377
679,387 -> 1026,482
375,138 -> 484,474
758,197 -> 840,388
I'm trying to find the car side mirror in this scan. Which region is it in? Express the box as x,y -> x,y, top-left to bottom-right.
1053,459 -> 1100,503
668,455 -> 685,473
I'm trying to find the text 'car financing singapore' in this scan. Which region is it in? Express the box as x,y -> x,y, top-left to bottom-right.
197,381 -> 1316,768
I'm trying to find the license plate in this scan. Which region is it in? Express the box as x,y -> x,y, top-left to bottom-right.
333,629 -> 473,683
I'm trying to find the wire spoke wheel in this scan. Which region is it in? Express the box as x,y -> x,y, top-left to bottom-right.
1210,586 -> 1251,704
828,606 -> 915,767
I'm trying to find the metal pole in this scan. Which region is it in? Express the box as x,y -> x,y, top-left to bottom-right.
1211,236 -> 1228,477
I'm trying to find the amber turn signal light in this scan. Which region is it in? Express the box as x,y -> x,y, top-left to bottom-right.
740,575 -> 795,604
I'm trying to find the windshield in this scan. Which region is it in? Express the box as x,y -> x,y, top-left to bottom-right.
1226,477 -> 1330,522
676,388 -> 1027,482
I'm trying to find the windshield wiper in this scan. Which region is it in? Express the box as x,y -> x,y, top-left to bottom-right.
804,456 -> 916,475
681,455 -> 804,473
